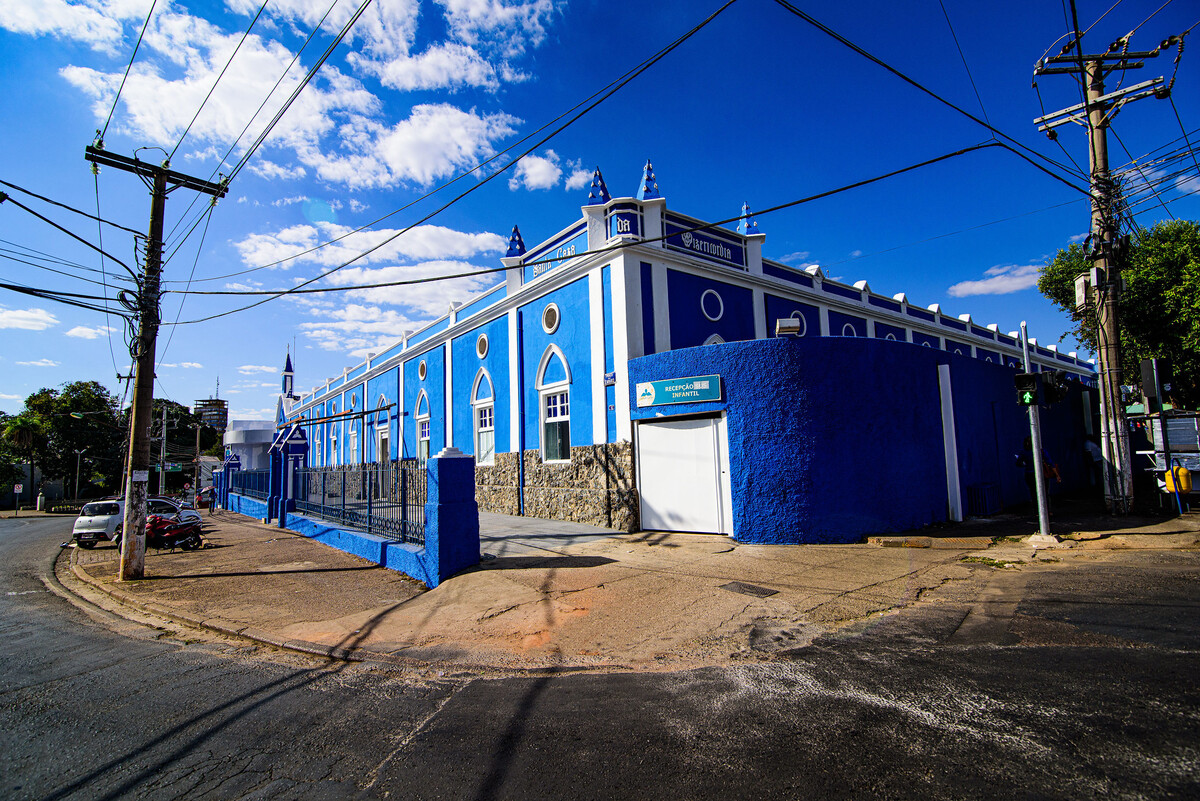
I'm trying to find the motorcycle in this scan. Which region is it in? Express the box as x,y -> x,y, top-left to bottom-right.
145,513 -> 205,551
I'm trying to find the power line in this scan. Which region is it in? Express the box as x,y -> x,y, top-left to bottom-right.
0,280 -> 132,318
224,0 -> 376,186
0,178 -> 142,236
168,0 -> 743,322
94,171 -> 123,379
0,192 -> 137,279
168,0 -> 271,163
162,0 -> 345,249
937,0 -> 990,126
98,0 -> 159,145
168,141 -> 1083,304
772,0 -> 1088,182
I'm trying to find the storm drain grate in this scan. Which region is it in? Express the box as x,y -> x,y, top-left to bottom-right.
720,581 -> 778,598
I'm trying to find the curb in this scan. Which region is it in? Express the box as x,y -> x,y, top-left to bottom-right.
63,545 -> 379,665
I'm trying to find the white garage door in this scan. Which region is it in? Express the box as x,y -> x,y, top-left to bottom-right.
636,415 -> 732,534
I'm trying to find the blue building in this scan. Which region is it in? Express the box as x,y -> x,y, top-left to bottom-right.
281,162 -> 1097,542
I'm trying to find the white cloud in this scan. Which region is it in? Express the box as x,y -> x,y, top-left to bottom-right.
0,393 -> 22,400
180,361 -> 203,369
238,364 -> 278,374
17,358 -> 60,367
947,264 -> 1042,297
349,42 -> 499,91
508,149 -> 562,191
564,166 -> 591,191
849,249 -> 863,258
235,220 -> 505,270
65,324 -> 114,339
779,251 -> 810,263
326,262 -> 501,318
0,0 -> 132,51
0,307 -> 58,330
1068,232 -> 1089,244
302,103 -> 518,188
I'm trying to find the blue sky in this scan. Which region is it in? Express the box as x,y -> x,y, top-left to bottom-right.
1,0 -> 1197,419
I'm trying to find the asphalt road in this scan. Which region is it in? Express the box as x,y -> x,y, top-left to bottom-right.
2,515 -> 1198,800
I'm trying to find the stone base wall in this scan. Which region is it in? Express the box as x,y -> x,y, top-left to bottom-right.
474,441 -> 640,531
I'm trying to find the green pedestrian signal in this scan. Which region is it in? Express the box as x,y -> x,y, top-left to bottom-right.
1014,373 -> 1039,406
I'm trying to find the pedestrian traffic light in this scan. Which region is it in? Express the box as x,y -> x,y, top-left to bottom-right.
1014,373 -> 1039,406
1043,370 -> 1070,404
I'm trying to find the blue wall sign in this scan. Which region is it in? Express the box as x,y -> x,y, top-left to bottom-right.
608,211 -> 640,239
664,214 -> 745,270
636,375 -> 722,407
525,227 -> 587,283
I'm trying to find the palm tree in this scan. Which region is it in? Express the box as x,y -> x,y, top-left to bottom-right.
3,414 -> 46,504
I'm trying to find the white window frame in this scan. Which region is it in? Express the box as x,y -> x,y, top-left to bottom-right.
536,345 -> 572,464
472,370 -> 496,466
415,390 -> 431,463
375,395 -> 389,464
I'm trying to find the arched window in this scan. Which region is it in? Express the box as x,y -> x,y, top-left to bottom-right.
472,370 -> 495,465
375,395 -> 390,463
329,401 -> 339,466
536,345 -> 571,463
703,334 -> 725,346
415,391 -> 431,462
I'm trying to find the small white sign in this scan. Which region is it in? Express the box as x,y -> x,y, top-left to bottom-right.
13,484 -> 22,494
132,470 -> 150,482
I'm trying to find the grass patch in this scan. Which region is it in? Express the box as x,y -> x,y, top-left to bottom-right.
992,536 -> 1024,544
962,556 -> 1020,569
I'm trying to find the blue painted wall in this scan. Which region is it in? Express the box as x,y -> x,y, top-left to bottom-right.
519,278 -> 593,449
666,269 -> 754,348
365,367 -> 399,461
629,337 -> 1094,544
404,347 -> 446,456
451,315 -> 510,457
827,309 -> 867,338
764,294 -> 820,339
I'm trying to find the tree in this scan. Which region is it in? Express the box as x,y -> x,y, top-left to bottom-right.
142,399 -> 220,494
2,412 -> 47,502
1039,220 -> 1200,408
19,381 -> 125,496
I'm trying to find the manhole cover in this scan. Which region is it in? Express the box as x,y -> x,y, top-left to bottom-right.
720,581 -> 778,598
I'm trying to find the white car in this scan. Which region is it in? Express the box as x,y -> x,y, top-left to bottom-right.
72,497 -> 203,548
72,500 -> 124,549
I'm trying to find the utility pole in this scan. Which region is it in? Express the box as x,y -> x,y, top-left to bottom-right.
85,145 -> 225,580
1032,14 -> 1171,515
157,404 -> 167,495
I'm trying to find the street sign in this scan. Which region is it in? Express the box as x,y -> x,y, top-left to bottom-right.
13,484 -> 22,494
636,375 -> 722,408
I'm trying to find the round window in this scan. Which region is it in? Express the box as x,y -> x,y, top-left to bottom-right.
542,303 -> 560,334
700,289 -> 724,322
476,333 -> 489,359
418,360 -> 427,380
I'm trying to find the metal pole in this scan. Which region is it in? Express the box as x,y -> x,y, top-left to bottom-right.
74,448 -> 87,500
1021,322 -> 1052,537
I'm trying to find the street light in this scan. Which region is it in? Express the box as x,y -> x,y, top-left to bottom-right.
74,447 -> 89,500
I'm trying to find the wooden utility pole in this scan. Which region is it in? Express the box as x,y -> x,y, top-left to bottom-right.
1032,18 -> 1170,514
85,145 -> 225,579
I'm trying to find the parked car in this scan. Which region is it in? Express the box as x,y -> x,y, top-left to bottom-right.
72,500 -> 124,549
72,497 -> 203,548
147,496 -> 202,526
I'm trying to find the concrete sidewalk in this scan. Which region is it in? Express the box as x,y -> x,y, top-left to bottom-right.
62,504 -> 1200,674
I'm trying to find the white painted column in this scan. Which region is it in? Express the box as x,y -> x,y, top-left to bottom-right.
444,342 -> 453,449
938,364 -> 963,522
589,269 -> 607,443
652,262 -> 670,353
752,288 -> 766,340
508,308 -> 521,452
611,256 -> 635,442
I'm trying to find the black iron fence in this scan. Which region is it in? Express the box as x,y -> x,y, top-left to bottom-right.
292,460 -> 426,546
231,468 -> 270,500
